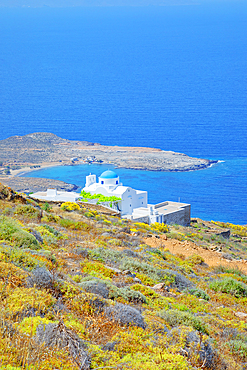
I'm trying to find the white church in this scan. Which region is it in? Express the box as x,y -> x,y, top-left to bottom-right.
30,169 -> 190,226
84,170 -> 147,216
83,170 -> 191,226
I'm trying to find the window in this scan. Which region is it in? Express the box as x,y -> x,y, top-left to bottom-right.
116,181 -> 118,184
101,181 -> 104,184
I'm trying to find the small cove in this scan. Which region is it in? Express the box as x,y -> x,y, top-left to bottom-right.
23,158 -> 247,225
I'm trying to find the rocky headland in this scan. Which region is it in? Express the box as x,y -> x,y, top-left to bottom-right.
0,132 -> 217,192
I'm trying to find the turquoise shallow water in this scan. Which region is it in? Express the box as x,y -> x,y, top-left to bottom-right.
23,158 -> 247,224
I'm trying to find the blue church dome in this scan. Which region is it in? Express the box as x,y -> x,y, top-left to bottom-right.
100,170 -> 118,179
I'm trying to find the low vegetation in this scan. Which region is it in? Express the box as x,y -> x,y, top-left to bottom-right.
0,182 -> 247,369
80,190 -> 121,207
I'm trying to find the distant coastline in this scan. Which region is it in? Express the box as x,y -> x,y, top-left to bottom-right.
0,132 -> 218,193
0,132 -> 218,173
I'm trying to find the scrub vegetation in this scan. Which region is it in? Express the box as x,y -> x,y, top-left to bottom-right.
0,182 -> 247,369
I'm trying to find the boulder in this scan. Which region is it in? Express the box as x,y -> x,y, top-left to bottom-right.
153,283 -> 166,290
234,312 -> 247,319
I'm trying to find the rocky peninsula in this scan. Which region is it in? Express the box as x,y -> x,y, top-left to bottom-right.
0,132 -> 217,192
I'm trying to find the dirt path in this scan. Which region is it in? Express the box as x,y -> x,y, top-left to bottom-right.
144,235 -> 247,274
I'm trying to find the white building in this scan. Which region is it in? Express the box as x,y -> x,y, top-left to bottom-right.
83,170 -> 191,226
30,170 -> 191,226
83,170 -> 148,216
30,189 -> 80,202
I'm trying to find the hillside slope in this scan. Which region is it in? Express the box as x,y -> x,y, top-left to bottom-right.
0,182 -> 247,369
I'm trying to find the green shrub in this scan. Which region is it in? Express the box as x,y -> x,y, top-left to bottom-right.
185,288 -> 210,301
59,218 -> 91,231
130,284 -> 160,299
148,248 -> 166,260
108,238 -> 122,246
158,309 -> 208,334
14,204 -> 39,218
88,247 -> 123,264
186,254 -> 205,266
11,231 -> 40,249
72,221 -> 92,231
214,265 -> 245,278
42,213 -> 59,223
41,224 -> 62,237
225,339 -> 247,360
209,277 -> 247,298
0,245 -> 46,270
0,216 -> 40,250
84,211 -> 95,218
120,259 -> 176,285
120,258 -> 157,275
59,218 -> 75,228
109,285 -> 147,303
41,202 -> 52,212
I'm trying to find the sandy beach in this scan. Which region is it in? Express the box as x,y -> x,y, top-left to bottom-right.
9,161 -> 64,177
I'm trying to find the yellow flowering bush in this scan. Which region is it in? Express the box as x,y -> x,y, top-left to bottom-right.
18,316 -> 56,335
151,222 -> 169,233
81,260 -> 115,279
4,287 -> 55,316
60,202 -> 80,211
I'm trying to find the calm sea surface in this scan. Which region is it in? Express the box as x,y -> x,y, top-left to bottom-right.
1,3 -> 247,223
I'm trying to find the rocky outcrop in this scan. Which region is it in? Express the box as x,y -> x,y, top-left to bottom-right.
0,132 -> 217,172
0,182 -> 26,202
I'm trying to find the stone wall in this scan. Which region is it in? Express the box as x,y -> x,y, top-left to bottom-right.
131,215 -> 150,224
162,204 -> 191,226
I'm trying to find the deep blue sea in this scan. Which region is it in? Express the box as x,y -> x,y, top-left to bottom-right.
1,2 -> 247,224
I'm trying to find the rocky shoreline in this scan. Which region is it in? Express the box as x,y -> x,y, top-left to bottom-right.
0,132 -> 218,192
